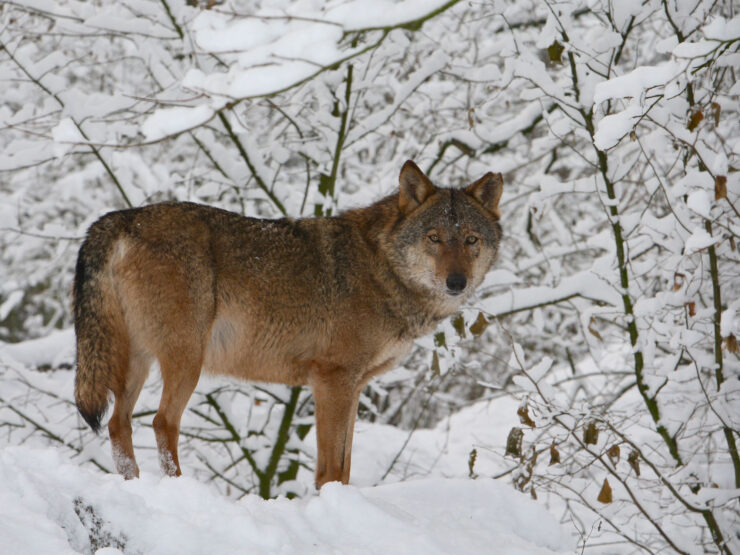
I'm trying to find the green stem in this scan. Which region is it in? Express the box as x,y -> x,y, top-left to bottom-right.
204,393 -> 264,483
260,386 -> 303,499
705,220 -> 740,488
218,112 -> 287,216
358,0 -> 462,32
704,220 -> 725,390
159,0 -> 184,40
565,29 -> 682,463
316,62 -> 353,216
593,134 -> 682,466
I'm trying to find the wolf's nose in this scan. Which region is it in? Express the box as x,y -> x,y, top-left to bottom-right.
446,273 -> 467,293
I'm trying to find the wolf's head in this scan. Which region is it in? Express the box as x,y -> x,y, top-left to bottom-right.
388,160 -> 502,307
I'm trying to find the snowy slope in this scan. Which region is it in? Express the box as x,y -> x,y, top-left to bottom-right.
0,447 -> 567,554
0,445 -> 570,555
0,330 -> 572,554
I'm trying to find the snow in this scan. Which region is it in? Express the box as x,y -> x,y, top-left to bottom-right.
0,290 -> 24,321
480,269 -> 621,316
593,102 -> 640,150
0,422 -> 572,555
135,1 -> 458,139
592,61 -> 679,103
0,330 -> 573,554
0,328 -> 74,369
51,118 -> 86,157
684,226 -> 718,254
702,15 -> 740,41
84,5 -> 177,38
686,189 -> 712,219
174,0 -> 454,105
0,445 -> 570,554
321,0 -> 454,30
672,40 -> 721,59
720,299 -> 740,338
141,105 -> 215,142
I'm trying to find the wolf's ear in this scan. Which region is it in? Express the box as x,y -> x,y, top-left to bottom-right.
465,172 -> 503,218
399,160 -> 436,214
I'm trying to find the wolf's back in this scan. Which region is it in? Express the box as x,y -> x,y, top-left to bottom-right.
73,211 -> 130,433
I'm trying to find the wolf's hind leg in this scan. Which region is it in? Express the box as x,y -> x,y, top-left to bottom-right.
309,367 -> 361,488
108,351 -> 151,479
153,351 -> 202,477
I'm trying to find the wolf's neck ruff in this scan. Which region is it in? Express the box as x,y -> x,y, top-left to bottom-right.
73,160 -> 503,487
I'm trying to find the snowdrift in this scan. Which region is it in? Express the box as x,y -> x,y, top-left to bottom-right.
0,446 -> 570,554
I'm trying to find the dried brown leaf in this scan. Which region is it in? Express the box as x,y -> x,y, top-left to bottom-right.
715,176 -> 727,200
725,334 -> 739,355
628,450 -> 641,476
673,272 -> 685,291
505,427 -> 524,458
584,421 -> 599,445
547,40 -> 564,64
467,108 -> 476,130
517,403 -> 536,428
468,448 -> 478,478
549,443 -> 561,466
588,317 -> 603,341
452,313 -> 466,339
607,444 -> 621,466
687,109 -> 704,131
597,478 -> 613,504
431,350 -> 441,376
686,301 -> 696,317
711,102 -> 721,126
469,312 -> 490,336
434,331 -> 446,349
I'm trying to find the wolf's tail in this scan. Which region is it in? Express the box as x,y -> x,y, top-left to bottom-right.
73,213 -> 128,433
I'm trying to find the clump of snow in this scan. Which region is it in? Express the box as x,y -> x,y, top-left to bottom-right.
592,61 -> 679,104
686,189 -> 712,219
656,36 -> 678,53
141,105 -> 215,142
684,227 -> 717,254
593,102 -> 640,149
0,328 -> 74,369
480,269 -> 621,316
322,0 -> 454,30
701,15 -> 740,41
0,290 -> 24,322
51,118 -> 86,157
721,300 -> 740,337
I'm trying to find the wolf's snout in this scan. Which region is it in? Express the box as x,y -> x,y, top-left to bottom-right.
446,273 -> 467,294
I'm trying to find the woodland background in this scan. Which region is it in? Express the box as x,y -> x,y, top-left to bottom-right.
1,0 -> 738,553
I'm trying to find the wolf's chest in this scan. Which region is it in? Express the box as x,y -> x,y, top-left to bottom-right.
362,337 -> 414,381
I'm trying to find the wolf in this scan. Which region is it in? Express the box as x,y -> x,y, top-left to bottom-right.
73,160 -> 503,487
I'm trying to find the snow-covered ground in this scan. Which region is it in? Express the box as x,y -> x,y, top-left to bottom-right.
0,331 -> 573,554
0,446 -> 570,554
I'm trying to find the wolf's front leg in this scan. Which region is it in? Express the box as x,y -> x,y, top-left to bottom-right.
309,367 -> 362,488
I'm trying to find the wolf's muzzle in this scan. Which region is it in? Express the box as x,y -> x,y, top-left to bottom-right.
446,273 -> 467,295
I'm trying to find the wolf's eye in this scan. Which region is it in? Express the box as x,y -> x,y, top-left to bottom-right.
465,236 -> 479,245
428,233 -> 441,243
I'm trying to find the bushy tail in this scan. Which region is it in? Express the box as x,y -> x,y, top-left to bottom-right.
73,214 -> 128,433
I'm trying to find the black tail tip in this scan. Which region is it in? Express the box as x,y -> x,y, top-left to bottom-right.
78,407 -> 104,434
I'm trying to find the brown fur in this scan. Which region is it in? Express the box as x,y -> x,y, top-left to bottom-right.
74,160 -> 503,486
